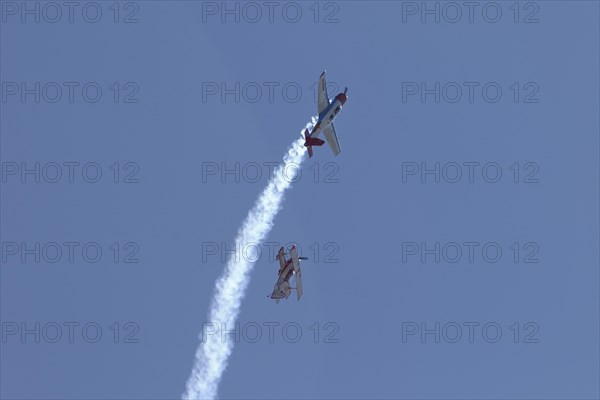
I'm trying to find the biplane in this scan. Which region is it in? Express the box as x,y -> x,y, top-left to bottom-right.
268,245 -> 307,303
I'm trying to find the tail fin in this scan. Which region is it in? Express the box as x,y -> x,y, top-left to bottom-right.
304,129 -> 324,158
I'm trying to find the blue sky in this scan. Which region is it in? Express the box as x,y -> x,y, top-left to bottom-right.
1,1 -> 599,399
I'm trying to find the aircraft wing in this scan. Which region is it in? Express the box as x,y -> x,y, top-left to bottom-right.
317,71 -> 329,115
323,122 -> 341,156
290,246 -> 303,300
277,246 -> 286,270
295,267 -> 303,301
290,246 -> 299,270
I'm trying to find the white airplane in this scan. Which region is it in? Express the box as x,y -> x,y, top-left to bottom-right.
268,245 -> 307,303
304,71 -> 348,158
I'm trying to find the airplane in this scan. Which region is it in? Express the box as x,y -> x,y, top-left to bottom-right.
304,70 -> 348,158
268,245 -> 307,303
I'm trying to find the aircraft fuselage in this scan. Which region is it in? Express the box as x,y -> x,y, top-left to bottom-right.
312,93 -> 347,137
271,262 -> 294,299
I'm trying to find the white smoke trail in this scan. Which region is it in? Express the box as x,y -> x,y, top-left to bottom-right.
183,119 -> 316,400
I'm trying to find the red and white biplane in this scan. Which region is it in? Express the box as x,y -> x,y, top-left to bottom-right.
268,245 -> 306,303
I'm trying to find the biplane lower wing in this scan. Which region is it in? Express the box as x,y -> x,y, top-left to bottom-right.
290,246 -> 303,300
295,268 -> 303,300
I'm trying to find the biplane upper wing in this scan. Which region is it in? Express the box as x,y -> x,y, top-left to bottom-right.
277,246 -> 286,271
290,245 -> 303,300
295,267 -> 303,301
